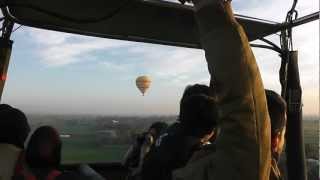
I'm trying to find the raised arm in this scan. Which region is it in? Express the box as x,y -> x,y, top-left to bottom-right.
193,1 -> 271,179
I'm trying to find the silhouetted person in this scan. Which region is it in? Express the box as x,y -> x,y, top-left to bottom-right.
141,84 -> 218,180
124,122 -> 168,180
0,104 -> 30,180
14,126 -> 87,180
16,126 -> 63,179
265,90 -> 287,180
148,122 -> 169,143
175,90 -> 287,180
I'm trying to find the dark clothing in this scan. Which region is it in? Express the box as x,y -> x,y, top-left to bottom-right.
141,123 -> 202,180
123,132 -> 150,168
124,132 -> 154,180
124,121 -> 168,180
270,158 -> 282,180
56,171 -> 86,180
76,164 -> 105,180
188,143 -> 216,163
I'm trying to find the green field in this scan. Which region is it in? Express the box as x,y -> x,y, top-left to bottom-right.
27,115 -> 319,164
27,115 -> 174,164
62,144 -> 129,164
57,121 -> 131,164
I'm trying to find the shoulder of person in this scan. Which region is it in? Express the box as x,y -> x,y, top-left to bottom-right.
154,123 -> 184,147
144,133 -> 181,166
188,144 -> 216,163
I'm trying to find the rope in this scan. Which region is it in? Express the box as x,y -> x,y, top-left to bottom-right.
12,24 -> 22,32
285,0 -> 298,50
279,0 -> 299,97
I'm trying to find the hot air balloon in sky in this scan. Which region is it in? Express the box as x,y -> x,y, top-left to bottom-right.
136,75 -> 151,96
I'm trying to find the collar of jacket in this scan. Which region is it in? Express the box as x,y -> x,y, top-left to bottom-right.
270,158 -> 282,180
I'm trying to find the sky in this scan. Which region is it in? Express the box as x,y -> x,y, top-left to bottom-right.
2,0 -> 319,116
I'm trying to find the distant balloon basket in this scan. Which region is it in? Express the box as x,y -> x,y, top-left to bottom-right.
136,75 -> 151,96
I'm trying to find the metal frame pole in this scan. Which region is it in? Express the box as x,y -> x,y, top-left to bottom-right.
0,16 -> 14,102
284,50 -> 307,180
279,19 -> 307,179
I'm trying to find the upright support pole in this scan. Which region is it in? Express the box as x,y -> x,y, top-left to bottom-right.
284,51 -> 307,180
280,31 -> 289,98
0,17 -> 14,102
0,38 -> 13,102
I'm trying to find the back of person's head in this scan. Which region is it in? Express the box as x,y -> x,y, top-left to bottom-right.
180,84 -> 211,103
0,104 -> 30,148
265,90 -> 287,137
148,121 -> 169,139
179,94 -> 218,138
26,126 -> 62,169
179,84 -> 211,122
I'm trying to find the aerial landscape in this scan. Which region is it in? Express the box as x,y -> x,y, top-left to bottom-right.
26,114 -> 319,164
0,0 -> 317,179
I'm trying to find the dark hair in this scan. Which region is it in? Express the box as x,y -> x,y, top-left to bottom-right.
179,84 -> 211,122
26,126 -> 62,169
181,84 -> 211,103
149,121 -> 168,139
179,94 -> 218,138
265,90 -> 287,137
0,104 -> 30,148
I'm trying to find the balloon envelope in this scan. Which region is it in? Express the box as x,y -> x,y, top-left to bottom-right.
136,76 -> 151,95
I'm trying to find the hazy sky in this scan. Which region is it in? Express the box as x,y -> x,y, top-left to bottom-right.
2,0 -> 319,116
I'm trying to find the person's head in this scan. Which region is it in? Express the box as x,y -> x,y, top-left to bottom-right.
265,90 -> 287,158
26,126 -> 62,169
148,122 -> 168,139
179,94 -> 218,144
179,84 -> 212,123
180,84 -> 211,107
0,104 -> 30,148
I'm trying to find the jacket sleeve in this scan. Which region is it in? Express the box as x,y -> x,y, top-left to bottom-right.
194,1 -> 271,179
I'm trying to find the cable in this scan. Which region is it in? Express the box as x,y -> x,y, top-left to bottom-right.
12,24 -> 22,32
1,18 -> 14,40
285,0 -> 298,51
0,0 -> 131,24
288,0 -> 298,14
0,16 -> 5,31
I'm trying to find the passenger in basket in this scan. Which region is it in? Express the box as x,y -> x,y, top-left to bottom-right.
141,84 -> 219,180
265,90 -> 287,180
0,104 -> 30,180
172,0 -> 271,179
13,126 -> 87,180
123,121 -> 168,180
173,90 -> 287,180
14,126 -> 62,180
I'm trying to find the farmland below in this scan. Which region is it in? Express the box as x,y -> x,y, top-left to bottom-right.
27,114 -> 319,163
